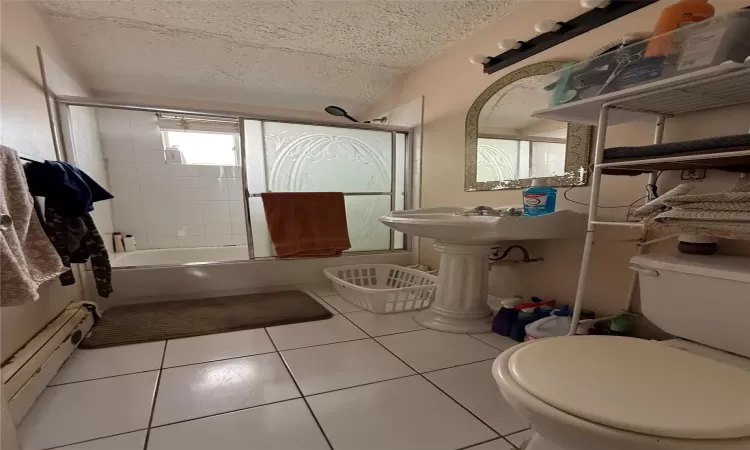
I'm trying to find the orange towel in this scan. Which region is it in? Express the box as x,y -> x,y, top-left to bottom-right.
261,192 -> 352,258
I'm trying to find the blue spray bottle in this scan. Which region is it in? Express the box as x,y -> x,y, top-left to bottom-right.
523,179 -> 557,216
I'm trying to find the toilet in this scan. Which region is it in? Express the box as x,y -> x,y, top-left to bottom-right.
493,253 -> 750,450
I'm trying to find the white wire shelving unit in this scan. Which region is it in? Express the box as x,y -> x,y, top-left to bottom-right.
533,58 -> 750,335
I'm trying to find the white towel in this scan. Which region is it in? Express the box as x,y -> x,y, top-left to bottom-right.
646,175 -> 750,239
0,146 -> 66,306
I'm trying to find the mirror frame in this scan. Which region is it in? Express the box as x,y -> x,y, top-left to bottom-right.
465,60 -> 593,191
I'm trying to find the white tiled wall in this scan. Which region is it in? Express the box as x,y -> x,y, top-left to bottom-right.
97,109 -> 247,250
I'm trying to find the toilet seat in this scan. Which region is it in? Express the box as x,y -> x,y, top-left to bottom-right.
507,336 -> 750,440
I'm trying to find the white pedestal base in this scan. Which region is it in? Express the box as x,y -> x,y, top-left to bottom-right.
416,242 -> 493,334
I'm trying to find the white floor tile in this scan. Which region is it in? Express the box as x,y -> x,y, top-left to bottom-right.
282,339 -> 415,395
466,438 -> 515,449
307,376 -> 496,450
163,329 -> 275,368
55,431 -> 147,450
506,429 -> 533,448
309,285 -> 337,297
266,315 -> 367,350
344,310 -> 423,336
471,333 -> 519,351
19,372 -> 158,450
151,353 -> 299,426
318,294 -> 363,313
147,399 -> 329,450
50,342 -> 165,385
425,360 -> 530,435
312,294 -> 339,314
376,330 -> 500,373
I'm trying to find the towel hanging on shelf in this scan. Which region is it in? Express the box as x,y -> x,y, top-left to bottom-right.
0,146 -> 66,306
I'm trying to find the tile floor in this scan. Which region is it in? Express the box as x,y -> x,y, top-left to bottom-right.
19,288 -> 531,450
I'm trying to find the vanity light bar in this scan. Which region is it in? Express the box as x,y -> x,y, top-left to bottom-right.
482,0 -> 657,75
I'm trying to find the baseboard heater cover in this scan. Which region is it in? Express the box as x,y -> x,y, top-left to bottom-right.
1,304 -> 94,424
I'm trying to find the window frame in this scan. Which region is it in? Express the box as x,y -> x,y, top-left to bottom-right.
161,129 -> 242,167
478,133 -> 567,180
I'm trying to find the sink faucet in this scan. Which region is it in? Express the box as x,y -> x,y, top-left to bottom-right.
457,206 -> 522,217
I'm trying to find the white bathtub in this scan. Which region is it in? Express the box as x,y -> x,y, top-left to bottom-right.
110,246 -> 250,267
85,250 -> 415,307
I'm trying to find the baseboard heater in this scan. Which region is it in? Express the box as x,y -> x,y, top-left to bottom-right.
1,303 -> 95,424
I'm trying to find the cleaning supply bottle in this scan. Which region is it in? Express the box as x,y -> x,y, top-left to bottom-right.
522,179 -> 557,216
645,0 -> 715,57
492,298 -> 523,336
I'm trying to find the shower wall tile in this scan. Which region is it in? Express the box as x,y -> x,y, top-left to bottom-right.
120,226 -> 146,238
100,109 -> 247,250
205,222 -> 232,236
147,237 -> 179,249
178,224 -> 206,237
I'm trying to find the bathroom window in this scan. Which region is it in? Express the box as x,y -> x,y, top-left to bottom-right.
159,114 -> 241,166
162,131 -> 240,166
478,135 -> 566,181
242,120 -> 409,256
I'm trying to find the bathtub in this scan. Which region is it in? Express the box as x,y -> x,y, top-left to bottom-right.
84,249 -> 415,307
110,246 -> 250,267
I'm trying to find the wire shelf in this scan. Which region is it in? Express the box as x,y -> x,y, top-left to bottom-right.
534,62 -> 750,125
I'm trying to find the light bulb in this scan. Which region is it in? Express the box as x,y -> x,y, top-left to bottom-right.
534,20 -> 562,34
580,0 -> 610,9
469,54 -> 489,65
497,39 -> 521,51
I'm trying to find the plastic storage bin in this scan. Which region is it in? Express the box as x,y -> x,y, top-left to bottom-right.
323,264 -> 437,314
544,10 -> 750,107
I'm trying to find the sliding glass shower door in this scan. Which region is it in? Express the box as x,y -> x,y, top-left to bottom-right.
241,119 -> 408,258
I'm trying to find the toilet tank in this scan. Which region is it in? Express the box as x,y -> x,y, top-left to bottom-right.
630,254 -> 750,358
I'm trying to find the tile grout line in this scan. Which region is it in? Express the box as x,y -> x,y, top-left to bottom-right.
275,336 -> 371,352
420,357 -> 499,375
336,311 -> 503,448
301,373 -> 420,399
43,428 -> 149,450
263,328 -> 336,450
456,436 -> 505,450
466,332 -> 517,352
142,342 -> 169,450
48,368 -> 163,387
502,428 -> 533,450
147,397 -> 300,430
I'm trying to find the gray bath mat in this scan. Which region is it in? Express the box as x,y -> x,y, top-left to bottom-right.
80,290 -> 333,349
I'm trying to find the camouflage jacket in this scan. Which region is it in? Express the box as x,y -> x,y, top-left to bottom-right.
44,207 -> 113,298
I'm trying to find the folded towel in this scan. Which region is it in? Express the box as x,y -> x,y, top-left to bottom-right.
0,146 -> 66,306
261,192 -> 351,258
644,217 -> 750,240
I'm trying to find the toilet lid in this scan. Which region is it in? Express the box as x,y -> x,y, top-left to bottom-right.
508,336 -> 750,439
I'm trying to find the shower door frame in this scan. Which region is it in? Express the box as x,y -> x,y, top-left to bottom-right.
55,96 -> 416,265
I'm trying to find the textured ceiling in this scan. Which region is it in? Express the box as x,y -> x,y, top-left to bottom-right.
35,0 -> 519,114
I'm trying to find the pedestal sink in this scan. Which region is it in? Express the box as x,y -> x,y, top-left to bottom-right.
379,207 -> 586,334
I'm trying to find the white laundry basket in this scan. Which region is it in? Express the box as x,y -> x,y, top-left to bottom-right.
323,264 -> 437,314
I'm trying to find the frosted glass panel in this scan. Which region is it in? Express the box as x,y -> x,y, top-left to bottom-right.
263,123 -> 392,193
530,142 -> 566,178
476,138 -> 519,182
345,195 -> 392,252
